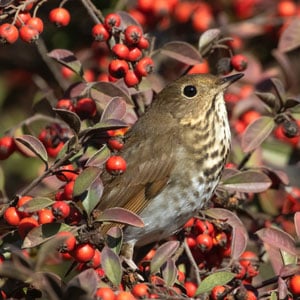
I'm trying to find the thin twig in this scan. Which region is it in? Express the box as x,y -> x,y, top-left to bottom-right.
183,238 -> 201,286
80,0 -> 104,23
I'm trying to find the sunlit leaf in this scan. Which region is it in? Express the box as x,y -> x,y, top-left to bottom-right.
255,91 -> 280,112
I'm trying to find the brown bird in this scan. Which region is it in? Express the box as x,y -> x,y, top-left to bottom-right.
97,72 -> 243,259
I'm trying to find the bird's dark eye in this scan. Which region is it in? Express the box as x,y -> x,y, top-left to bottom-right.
183,85 -> 197,98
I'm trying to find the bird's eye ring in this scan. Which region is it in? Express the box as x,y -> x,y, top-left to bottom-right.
183,85 -> 197,98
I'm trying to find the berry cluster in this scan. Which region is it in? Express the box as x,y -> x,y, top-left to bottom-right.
92,13 -> 153,87
0,3 -> 70,44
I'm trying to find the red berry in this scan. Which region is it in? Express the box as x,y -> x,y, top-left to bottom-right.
18,217 -> 39,239
49,7 -> 71,27
188,61 -> 210,74
241,110 -> 261,126
231,54 -> 248,71
63,180 -> 75,200
211,285 -> 226,300
115,291 -> 136,300
72,243 -> 95,263
124,70 -> 141,87
192,6 -> 213,32
132,283 -> 149,298
0,136 -> 15,160
289,274 -> 300,296
112,43 -> 130,59
277,0 -> 297,17
104,13 -> 121,31
194,219 -> 214,235
174,2 -> 194,23
86,249 -> 101,268
56,231 -> 77,252
124,25 -> 143,45
17,195 -> 33,217
108,59 -> 129,79
108,136 -> 125,151
95,287 -> 115,300
46,142 -> 64,158
15,12 -> 31,28
56,98 -> 75,112
135,57 -> 154,77
127,47 -> 142,62
26,17 -> 44,33
75,97 -> 97,119
19,25 -> 39,42
56,164 -> 77,182
38,208 -> 55,224
137,36 -> 150,49
61,66 -> 76,79
52,201 -> 71,219
239,251 -> 259,268
186,236 -> 197,248
0,23 -> 19,44
184,281 -> 197,298
65,205 -> 82,225
4,206 -> 21,226
196,233 -> 213,252
106,155 -> 127,175
92,23 -> 110,42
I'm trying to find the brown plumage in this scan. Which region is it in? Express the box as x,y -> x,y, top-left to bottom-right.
97,72 -> 243,256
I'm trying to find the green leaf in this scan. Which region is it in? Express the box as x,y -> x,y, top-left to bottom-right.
101,246 -> 122,286
73,166 -> 101,197
82,178 -> 103,216
22,223 -> 72,248
162,259 -> 177,287
86,145 -> 111,167
106,227 -> 123,255
53,108 -> 81,134
15,134 -> 48,164
241,116 -> 275,153
19,197 -> 55,213
196,272 -> 235,295
150,241 -> 179,274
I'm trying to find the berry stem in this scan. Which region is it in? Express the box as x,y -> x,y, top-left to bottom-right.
79,0 -> 104,23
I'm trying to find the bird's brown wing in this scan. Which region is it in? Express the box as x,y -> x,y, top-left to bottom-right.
97,129 -> 177,216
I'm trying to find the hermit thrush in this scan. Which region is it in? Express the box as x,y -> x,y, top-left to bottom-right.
97,72 -> 243,258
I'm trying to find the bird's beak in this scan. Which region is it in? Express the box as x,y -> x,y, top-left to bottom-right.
217,73 -> 244,89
